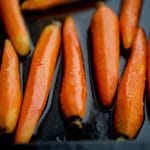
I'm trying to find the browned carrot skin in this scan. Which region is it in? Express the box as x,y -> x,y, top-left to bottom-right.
114,28 -> 146,139
60,16 -> 87,128
15,23 -> 61,144
90,4 -> 120,108
0,40 -> 22,133
21,0 -> 77,11
120,0 -> 142,49
0,0 -> 30,56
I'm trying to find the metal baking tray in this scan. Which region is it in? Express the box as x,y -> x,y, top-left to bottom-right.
0,0 -> 150,149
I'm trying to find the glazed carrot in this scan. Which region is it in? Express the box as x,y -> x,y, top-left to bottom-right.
120,0 -> 142,49
90,4 -> 120,108
21,0 -> 77,10
0,0 -> 30,56
0,40 -> 22,133
114,28 -> 146,139
15,23 -> 61,144
60,16 -> 87,128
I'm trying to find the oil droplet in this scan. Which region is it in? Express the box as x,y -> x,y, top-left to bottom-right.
56,135 -> 66,143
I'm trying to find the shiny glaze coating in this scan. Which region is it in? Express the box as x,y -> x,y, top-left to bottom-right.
120,0 -> 142,49
15,24 -> 61,144
114,28 -> 146,139
0,40 -> 22,133
91,4 -> 120,108
0,0 -> 30,56
60,16 -> 87,119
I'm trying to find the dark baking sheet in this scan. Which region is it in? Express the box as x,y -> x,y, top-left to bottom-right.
0,0 -> 150,149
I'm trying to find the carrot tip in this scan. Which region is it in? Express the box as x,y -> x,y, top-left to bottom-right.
116,136 -> 127,142
123,36 -> 132,49
95,1 -> 105,8
68,117 -> 83,130
52,21 -> 62,28
21,2 -> 27,10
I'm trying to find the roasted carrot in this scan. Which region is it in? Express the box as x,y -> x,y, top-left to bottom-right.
60,16 -> 87,129
120,0 -> 142,49
0,0 -> 30,56
15,23 -> 61,144
114,28 -> 146,139
0,40 -> 22,133
90,4 -> 120,108
21,0 -> 77,10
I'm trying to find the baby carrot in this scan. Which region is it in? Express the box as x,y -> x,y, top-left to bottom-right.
0,40 -> 22,133
120,0 -> 142,49
60,16 -> 87,129
114,28 -> 146,139
21,0 -> 76,11
15,23 -> 61,144
0,0 -> 30,56
90,4 -> 120,108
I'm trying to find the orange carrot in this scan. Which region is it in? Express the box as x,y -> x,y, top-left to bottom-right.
114,28 -> 146,139
90,4 -> 120,108
21,0 -> 77,10
0,40 -> 22,133
120,0 -> 142,49
60,16 -> 87,128
0,0 -> 30,56
15,23 -> 61,144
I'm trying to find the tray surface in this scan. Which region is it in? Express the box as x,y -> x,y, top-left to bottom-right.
0,0 -> 150,149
